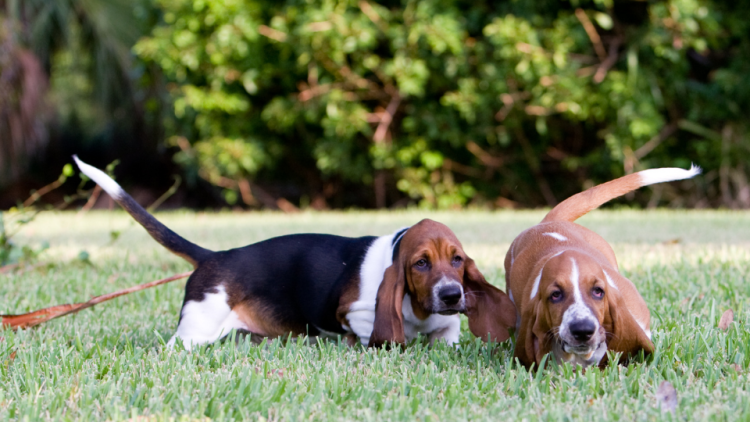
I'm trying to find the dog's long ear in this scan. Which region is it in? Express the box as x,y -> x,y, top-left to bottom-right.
604,272 -> 655,360
514,296 -> 540,367
513,293 -> 555,369
368,263 -> 406,348
463,258 -> 517,343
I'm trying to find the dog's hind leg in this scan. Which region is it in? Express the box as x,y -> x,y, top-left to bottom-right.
167,285 -> 248,350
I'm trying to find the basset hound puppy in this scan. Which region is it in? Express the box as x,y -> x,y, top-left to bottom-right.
506,165 -> 700,368
74,157 -> 516,350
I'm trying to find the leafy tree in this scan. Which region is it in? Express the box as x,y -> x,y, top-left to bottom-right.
0,12 -> 47,185
131,0 -> 750,209
0,0 -> 157,189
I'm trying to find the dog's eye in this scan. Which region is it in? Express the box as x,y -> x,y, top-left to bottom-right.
414,259 -> 428,268
592,287 -> 605,299
549,291 -> 563,303
452,256 -> 463,266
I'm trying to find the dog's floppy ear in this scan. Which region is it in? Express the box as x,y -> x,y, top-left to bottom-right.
463,258 -> 517,343
604,273 -> 655,360
368,263 -> 406,348
514,290 -> 557,369
514,296 -> 543,367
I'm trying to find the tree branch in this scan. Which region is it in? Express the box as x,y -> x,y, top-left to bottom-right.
623,122 -> 678,174
575,9 -> 607,62
593,36 -> 622,84
258,25 -> 287,42
373,92 -> 401,143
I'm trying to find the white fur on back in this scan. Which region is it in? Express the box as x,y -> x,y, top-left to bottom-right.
73,155 -> 124,199
348,232 -> 397,313
638,164 -> 701,187
346,229 -> 402,345
543,232 -> 568,242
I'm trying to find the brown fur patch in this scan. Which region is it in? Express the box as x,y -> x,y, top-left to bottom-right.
336,273 -> 361,329
232,302 -> 295,338
507,221 -> 654,368
370,219 -> 515,346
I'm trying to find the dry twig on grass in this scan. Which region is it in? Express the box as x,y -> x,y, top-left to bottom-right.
1,271 -> 192,330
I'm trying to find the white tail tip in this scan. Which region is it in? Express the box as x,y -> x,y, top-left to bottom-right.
638,164 -> 702,187
72,155 -> 123,199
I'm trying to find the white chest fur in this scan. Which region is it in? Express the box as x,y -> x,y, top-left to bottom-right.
401,294 -> 460,345
344,229 -> 460,346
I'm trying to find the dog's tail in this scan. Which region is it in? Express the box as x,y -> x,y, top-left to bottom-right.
73,155 -> 212,267
542,164 -> 701,223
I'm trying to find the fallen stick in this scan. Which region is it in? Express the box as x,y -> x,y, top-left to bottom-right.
1,271 -> 192,330
0,264 -> 19,274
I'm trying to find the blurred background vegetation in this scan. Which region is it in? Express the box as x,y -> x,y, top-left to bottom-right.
1,0 -> 748,211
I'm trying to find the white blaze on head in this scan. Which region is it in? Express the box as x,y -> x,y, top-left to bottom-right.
73,155 -> 124,199
530,250 -> 565,300
559,257 -> 599,342
570,258 -> 581,302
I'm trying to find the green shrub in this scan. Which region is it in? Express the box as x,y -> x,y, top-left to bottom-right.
135,0 -> 750,209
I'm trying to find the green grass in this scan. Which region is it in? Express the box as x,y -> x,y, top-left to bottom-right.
2,210 -> 750,421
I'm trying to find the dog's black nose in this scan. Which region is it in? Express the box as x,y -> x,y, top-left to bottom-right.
569,320 -> 596,342
438,285 -> 463,306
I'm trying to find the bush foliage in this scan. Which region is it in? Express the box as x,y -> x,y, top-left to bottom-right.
132,0 -> 750,209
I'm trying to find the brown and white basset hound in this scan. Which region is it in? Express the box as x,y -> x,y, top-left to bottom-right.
506,165 -> 700,368
74,156 -> 516,350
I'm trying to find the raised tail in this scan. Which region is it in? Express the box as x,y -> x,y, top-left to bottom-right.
542,164 -> 701,223
73,155 -> 212,267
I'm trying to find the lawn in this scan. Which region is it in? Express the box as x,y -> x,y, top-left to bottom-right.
1,210 -> 749,421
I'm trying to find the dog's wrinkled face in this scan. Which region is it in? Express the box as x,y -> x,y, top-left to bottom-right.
537,250 -> 611,365
398,219 -> 469,318
369,218 -> 516,347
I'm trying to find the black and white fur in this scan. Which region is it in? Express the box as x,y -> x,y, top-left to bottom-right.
73,156 -> 459,350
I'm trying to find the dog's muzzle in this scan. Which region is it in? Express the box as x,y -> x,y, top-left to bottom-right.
560,322 -> 606,356
435,283 -> 465,315
569,319 -> 596,342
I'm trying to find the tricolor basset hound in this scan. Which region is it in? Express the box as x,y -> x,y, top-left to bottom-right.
74,157 -> 516,350
506,165 -> 700,368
